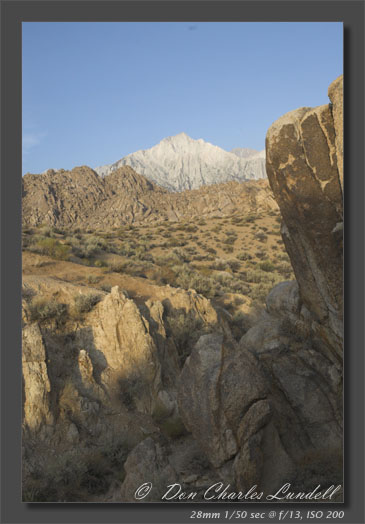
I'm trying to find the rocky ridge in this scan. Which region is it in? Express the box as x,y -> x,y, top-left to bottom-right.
22,167 -> 277,230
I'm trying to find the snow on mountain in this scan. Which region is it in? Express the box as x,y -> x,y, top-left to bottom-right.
95,133 -> 266,192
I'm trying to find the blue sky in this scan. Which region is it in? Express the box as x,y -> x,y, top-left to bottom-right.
22,22 -> 343,174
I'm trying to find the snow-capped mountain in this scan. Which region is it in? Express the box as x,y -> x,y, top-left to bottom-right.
94,133 -> 266,192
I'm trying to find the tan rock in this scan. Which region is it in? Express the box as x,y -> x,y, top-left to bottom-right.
266,87 -> 343,359
328,75 -> 343,190
22,323 -> 53,431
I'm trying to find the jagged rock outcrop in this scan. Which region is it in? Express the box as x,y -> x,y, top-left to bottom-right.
176,280 -> 342,496
265,75 -> 343,360
21,277 -> 229,440
22,164 -> 277,229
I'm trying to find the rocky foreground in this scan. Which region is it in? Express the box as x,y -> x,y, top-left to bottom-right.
22,76 -> 343,502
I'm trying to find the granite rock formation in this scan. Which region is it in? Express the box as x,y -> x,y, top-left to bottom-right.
22,166 -> 277,229
265,75 -> 343,360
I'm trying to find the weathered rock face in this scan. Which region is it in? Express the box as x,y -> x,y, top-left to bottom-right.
22,323 -> 53,432
177,334 -> 268,469
328,76 -> 343,189
21,276 -> 228,445
177,280 -> 342,496
265,75 -> 343,360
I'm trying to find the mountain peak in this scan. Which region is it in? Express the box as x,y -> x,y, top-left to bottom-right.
94,134 -> 267,191
162,132 -> 194,143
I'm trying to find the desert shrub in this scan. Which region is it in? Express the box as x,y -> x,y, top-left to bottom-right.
231,216 -> 243,224
226,258 -> 241,272
223,236 -> 236,245
173,265 -> 218,298
214,271 -> 233,285
229,280 -> 251,295
107,260 -> 129,273
223,246 -> 234,253
28,298 -> 68,323
172,248 -> 191,262
192,254 -> 212,262
153,252 -> 181,267
86,275 -> 102,284
84,235 -> 109,254
237,252 -> 252,261
245,269 -> 268,284
184,225 -> 198,233
73,293 -> 102,315
244,214 -> 258,223
258,260 -> 276,272
276,262 -> 293,277
249,282 -> 274,303
254,232 -> 268,242
34,238 -> 71,260
206,247 -> 217,255
94,259 -> 107,268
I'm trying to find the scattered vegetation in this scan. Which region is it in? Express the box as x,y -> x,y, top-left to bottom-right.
28,298 -> 68,323
73,293 -> 102,316
22,210 -> 293,312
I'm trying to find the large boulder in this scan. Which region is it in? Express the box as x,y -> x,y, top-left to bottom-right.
177,278 -> 342,496
266,76 -> 343,360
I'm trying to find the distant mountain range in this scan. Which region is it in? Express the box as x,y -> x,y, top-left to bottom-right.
94,133 -> 266,191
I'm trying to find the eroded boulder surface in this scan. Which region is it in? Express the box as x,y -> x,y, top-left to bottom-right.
266,75 -> 343,360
